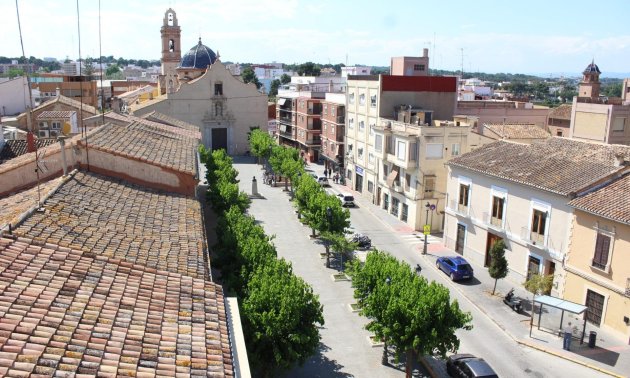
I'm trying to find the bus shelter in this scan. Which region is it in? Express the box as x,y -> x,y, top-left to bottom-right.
530,295 -> 588,344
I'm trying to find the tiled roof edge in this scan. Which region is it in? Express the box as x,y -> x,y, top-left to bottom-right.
0,170 -> 77,236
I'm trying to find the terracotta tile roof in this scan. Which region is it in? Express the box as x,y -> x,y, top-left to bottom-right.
18,96 -> 97,122
569,173 -> 630,225
143,111 -> 201,133
102,112 -> 201,139
83,121 -> 198,175
448,137 -> 630,196
0,236 -> 233,377
131,95 -> 167,112
36,111 -> 75,120
483,123 -> 550,140
0,139 -> 58,164
12,171 -> 208,279
548,104 -> 572,121
0,176 -> 65,231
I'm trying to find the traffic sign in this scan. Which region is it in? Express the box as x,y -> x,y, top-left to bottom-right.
423,225 -> 430,235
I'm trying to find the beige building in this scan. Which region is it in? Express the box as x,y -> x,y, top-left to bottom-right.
345,74 -> 457,215
565,174 -> 630,343
456,100 -> 550,128
132,8 -> 267,155
569,61 -> 630,145
444,138 -> 630,295
390,49 -> 430,76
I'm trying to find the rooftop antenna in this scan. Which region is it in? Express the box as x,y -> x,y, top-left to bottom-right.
15,0 -> 43,209
461,48 -> 464,79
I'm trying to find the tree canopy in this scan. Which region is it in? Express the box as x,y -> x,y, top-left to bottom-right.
488,240 -> 508,295
241,66 -> 262,89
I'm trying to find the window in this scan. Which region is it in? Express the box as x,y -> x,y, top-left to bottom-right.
531,209 -> 547,243
410,142 -> 418,161
359,94 -> 365,105
491,196 -> 504,227
51,122 -> 61,130
451,143 -> 460,156
349,93 -> 355,104
214,83 -> 223,95
426,143 -> 444,159
405,174 -> 411,191
368,153 -> 374,164
458,184 -> 470,212
39,122 -> 48,128
369,123 -> 375,136
323,104 -> 328,115
375,135 -> 383,152
331,107 -> 336,116
592,233 -> 611,270
424,176 -> 435,198
348,118 -> 354,129
556,130 -> 563,137
585,289 -> 605,326
401,203 -> 409,222
331,126 -> 335,134
413,64 -> 425,71
391,198 -> 399,217
323,123 -> 327,132
359,120 -> 365,130
397,141 -> 406,160
357,147 -> 364,159
613,118 -> 626,132
383,193 -> 389,210
368,181 -> 374,193
383,164 -> 388,177
370,95 -> 377,107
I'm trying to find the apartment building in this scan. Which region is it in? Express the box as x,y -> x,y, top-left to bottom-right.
444,137 -> 630,296
345,74 -> 457,206
565,173 -> 630,343
320,93 -> 346,173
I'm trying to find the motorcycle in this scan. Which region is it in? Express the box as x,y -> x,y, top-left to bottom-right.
504,288 -> 522,313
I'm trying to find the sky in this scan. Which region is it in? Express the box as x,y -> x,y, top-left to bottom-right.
3,0 -> 630,76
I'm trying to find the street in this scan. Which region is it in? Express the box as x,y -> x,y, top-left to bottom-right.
235,158 -> 608,378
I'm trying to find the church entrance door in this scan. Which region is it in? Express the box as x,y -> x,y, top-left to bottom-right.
212,128 -> 228,151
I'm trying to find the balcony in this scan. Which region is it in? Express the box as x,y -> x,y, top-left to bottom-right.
336,115 -> 345,124
483,212 -> 504,231
305,137 -> 322,146
450,200 -> 469,217
521,227 -> 547,249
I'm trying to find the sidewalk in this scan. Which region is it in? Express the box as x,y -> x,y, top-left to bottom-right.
310,163 -> 630,378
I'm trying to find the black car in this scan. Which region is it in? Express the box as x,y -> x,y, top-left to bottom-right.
446,354 -> 498,378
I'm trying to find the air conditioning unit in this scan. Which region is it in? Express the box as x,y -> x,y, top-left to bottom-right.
38,130 -> 49,138
49,130 -> 59,138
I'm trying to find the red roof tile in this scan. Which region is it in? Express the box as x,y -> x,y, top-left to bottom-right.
0,236 -> 233,376
569,173 -> 630,225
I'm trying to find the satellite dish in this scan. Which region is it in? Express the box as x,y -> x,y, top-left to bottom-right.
62,122 -> 72,135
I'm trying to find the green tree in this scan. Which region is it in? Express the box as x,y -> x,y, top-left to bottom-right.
280,73 -> 291,84
524,273 -> 554,299
320,232 -> 357,271
203,147 -> 250,214
347,250 -> 472,376
6,68 -> 25,79
602,82 -> 622,98
293,173 -> 323,224
249,129 -> 275,164
242,258 -> 324,377
241,66 -> 262,89
269,79 -> 281,97
106,64 -> 120,76
488,240 -> 508,295
297,62 -> 321,76
83,56 -> 94,78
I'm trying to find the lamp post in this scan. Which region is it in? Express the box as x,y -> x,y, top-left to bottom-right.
423,202 -> 430,255
325,206 -> 332,268
382,276 -> 392,365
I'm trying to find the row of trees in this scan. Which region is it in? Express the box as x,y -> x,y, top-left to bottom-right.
250,130 -> 354,268
200,147 -> 324,377
347,250 -> 472,377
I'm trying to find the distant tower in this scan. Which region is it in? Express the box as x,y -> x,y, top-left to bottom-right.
578,59 -> 601,99
160,8 -> 181,95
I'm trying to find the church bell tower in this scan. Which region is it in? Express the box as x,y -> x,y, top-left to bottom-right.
160,8 -> 181,95
578,59 -> 601,100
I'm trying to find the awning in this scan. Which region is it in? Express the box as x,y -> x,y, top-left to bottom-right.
386,169 -> 398,187
534,295 -> 587,314
277,98 -> 287,106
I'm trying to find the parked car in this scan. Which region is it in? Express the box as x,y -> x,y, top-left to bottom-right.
436,256 -> 474,281
337,193 -> 355,207
350,233 -> 371,250
317,176 -> 329,186
446,354 -> 498,378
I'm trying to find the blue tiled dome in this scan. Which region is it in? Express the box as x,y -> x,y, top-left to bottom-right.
180,38 -> 217,69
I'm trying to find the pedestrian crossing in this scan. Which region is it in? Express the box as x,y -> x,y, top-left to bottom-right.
397,233 -> 443,246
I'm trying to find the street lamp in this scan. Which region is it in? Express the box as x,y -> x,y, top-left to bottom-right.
423,202 -> 430,255
382,276 -> 392,365
325,206 -> 332,268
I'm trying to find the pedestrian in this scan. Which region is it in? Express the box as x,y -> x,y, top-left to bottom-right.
324,168 -> 328,178
328,169 -> 332,179
563,322 -> 573,351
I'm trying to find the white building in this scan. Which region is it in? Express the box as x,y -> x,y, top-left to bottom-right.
0,76 -> 37,116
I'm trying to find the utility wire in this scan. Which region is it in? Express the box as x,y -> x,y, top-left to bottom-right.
76,0 -> 90,171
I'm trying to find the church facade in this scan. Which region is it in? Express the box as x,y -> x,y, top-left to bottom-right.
134,8 -> 267,155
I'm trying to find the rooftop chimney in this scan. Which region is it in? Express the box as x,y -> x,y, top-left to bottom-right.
56,87 -> 61,97
614,153 -> 626,167
26,131 -> 36,153
423,48 -> 429,58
